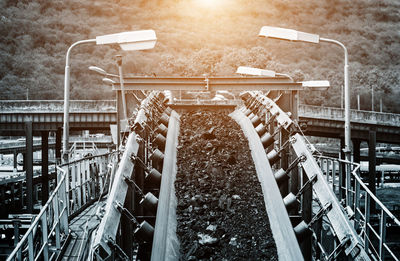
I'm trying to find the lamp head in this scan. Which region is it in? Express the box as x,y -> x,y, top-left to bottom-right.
301,80 -> 330,90
96,30 -> 157,51
236,66 -> 276,77
88,66 -> 107,76
102,78 -> 116,85
259,26 -> 319,44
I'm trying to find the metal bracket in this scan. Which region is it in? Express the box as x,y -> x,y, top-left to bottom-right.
309,202 -> 333,227
326,235 -> 351,261
204,75 -> 209,91
297,174 -> 318,197
106,236 -> 130,261
123,176 -> 144,198
114,201 -> 139,228
286,154 -> 307,173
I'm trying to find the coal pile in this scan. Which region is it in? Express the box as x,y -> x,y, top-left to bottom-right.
175,110 -> 277,260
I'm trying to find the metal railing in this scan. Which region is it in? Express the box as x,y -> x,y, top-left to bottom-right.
6,152 -> 116,261
62,153 -> 115,218
0,100 -> 116,112
299,105 -> 400,127
6,166 -> 69,261
317,155 -> 400,261
172,98 -> 240,106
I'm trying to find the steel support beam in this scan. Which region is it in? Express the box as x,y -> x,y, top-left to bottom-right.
290,91 -> 299,197
13,150 -> 17,171
301,168 -> 312,261
41,131 -> 49,205
368,129 -> 376,211
25,121 -> 33,213
113,76 -> 302,91
353,139 -> 361,164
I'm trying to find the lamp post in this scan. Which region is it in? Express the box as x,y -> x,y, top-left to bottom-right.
62,30 -> 156,162
259,26 -> 351,164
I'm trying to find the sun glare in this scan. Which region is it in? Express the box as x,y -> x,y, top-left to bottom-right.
193,0 -> 227,8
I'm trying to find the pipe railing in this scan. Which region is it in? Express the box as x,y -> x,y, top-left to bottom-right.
61,152 -> 115,218
6,166 -> 69,261
6,152 -> 115,261
317,155 -> 400,261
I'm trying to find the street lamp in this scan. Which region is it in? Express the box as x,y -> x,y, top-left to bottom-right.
259,26 -> 351,163
62,30 -> 157,162
102,78 -> 116,85
236,66 -> 294,82
88,66 -> 119,78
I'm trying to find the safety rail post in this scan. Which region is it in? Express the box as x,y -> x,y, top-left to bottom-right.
58,166 -> 69,235
354,180 -> 361,231
379,209 -> 387,260
364,193 -> 370,252
40,213 -> 49,261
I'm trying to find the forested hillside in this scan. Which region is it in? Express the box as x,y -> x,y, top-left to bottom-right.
0,0 -> 399,111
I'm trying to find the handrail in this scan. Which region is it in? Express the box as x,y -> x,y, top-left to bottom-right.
299,104 -> 400,127
6,152 -> 115,261
7,166 -> 68,261
316,155 -> 400,260
316,155 -> 400,226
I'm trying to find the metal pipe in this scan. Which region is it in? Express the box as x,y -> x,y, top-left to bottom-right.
116,55 -> 128,120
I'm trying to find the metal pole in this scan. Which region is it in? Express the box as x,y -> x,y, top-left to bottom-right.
41,131 -> 49,205
357,94 -> 360,110
62,39 -> 96,163
341,85 -> 344,109
116,55 -> 128,120
25,121 -> 33,213
320,38 -> 351,164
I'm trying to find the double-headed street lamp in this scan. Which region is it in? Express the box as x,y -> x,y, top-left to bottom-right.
258,26 -> 351,163
62,30 -> 157,162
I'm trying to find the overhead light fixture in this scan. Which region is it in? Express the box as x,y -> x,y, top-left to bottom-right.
96,30 -> 157,51
259,26 -> 319,43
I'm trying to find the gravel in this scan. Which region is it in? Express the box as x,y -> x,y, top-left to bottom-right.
175,110 -> 278,260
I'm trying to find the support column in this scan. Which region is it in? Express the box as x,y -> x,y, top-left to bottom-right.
41,131 -> 49,205
368,129 -> 376,212
301,169 -> 312,261
55,128 -> 62,165
276,91 -> 292,196
13,150 -> 18,172
290,91 -> 299,197
25,121 -> 33,213
353,139 -> 361,164
22,153 -> 26,171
